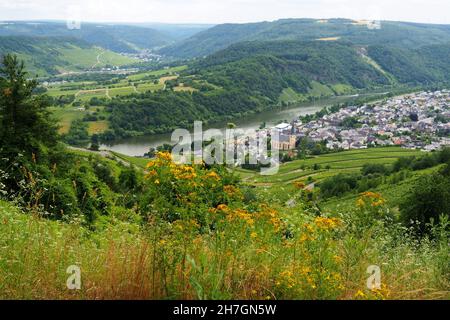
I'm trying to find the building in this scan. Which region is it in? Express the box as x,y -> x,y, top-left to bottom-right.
272,134 -> 297,151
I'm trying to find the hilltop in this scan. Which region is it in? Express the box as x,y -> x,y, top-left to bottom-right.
0,21 -> 176,53
159,18 -> 450,58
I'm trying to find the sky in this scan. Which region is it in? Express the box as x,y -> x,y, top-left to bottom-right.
0,0 -> 449,25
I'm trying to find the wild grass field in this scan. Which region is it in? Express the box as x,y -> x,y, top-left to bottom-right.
0,151 -> 448,300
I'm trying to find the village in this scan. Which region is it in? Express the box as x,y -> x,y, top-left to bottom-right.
270,90 -> 450,153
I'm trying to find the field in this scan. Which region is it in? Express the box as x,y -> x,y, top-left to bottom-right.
308,81 -> 336,97
47,66 -> 188,134
243,147 -> 423,186
57,46 -> 137,70
50,106 -> 85,134
279,87 -> 307,104
235,147 -> 428,210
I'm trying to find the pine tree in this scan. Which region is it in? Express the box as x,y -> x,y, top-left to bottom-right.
0,54 -> 58,157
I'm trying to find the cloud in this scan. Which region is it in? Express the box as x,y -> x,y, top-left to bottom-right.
0,0 -> 448,24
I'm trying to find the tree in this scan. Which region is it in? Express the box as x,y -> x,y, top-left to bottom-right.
0,54 -> 58,157
400,165 -> 450,233
90,134 -> 100,151
361,163 -> 387,176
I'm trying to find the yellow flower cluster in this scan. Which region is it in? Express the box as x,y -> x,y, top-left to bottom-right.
353,284 -> 391,300
293,181 -> 306,189
357,192 -> 386,208
216,205 -> 255,226
171,165 -> 197,180
370,284 -> 391,300
223,185 -> 239,197
209,204 -> 282,233
278,270 -> 296,289
156,151 -> 173,161
314,217 -> 342,230
258,205 -> 282,232
205,171 -> 221,181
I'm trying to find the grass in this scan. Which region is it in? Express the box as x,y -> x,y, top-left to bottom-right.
111,152 -> 150,169
174,85 -> 197,92
279,87 -> 307,104
331,84 -> 354,95
108,86 -> 136,96
159,75 -> 179,85
127,66 -> 187,81
0,156 -> 448,300
88,121 -> 109,135
50,106 -> 85,134
321,165 -> 443,212
57,46 -> 136,69
308,81 -> 335,98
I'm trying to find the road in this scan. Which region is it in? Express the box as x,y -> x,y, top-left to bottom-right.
91,50 -> 105,70
68,146 -> 133,167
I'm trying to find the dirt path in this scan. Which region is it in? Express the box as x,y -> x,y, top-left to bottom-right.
91,50 -> 105,70
68,146 -> 133,167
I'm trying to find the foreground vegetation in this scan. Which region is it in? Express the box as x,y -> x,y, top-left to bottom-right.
0,151 -> 448,300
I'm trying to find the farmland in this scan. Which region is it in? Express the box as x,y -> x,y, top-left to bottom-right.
46,66 -> 188,134
235,147 -> 444,218
243,147 -> 423,186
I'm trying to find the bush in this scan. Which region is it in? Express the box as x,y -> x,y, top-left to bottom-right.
361,163 -> 387,176
400,165 -> 450,233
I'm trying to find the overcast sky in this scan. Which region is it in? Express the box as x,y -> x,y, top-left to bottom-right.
0,0 -> 449,25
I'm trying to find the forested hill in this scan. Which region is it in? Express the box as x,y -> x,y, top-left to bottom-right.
194,40 -> 450,89
0,36 -> 137,76
367,43 -> 450,84
159,18 -> 450,58
105,41 -> 393,138
0,21 -> 174,53
192,41 -> 391,99
105,39 -> 450,138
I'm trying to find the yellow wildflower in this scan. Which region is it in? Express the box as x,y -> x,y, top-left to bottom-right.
156,151 -> 173,161
293,181 -> 306,189
206,171 -> 221,180
314,217 -> 341,230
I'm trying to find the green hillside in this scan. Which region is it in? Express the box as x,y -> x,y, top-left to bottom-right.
0,36 -> 138,76
105,37 -> 450,138
160,18 -> 450,58
0,22 -> 174,53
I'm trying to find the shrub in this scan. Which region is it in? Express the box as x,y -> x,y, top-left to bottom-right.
400,166 -> 450,233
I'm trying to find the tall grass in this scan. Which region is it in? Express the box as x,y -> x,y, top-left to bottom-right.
0,196 -> 448,300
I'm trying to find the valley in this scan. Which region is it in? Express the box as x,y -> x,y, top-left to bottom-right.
0,13 -> 449,302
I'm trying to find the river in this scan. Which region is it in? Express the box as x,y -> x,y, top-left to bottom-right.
100,93 -> 381,156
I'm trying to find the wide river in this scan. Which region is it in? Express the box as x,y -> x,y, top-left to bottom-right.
101,93 -> 382,156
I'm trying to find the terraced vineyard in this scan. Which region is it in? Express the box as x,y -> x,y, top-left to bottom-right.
235,147 -> 442,214
242,147 -> 423,186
